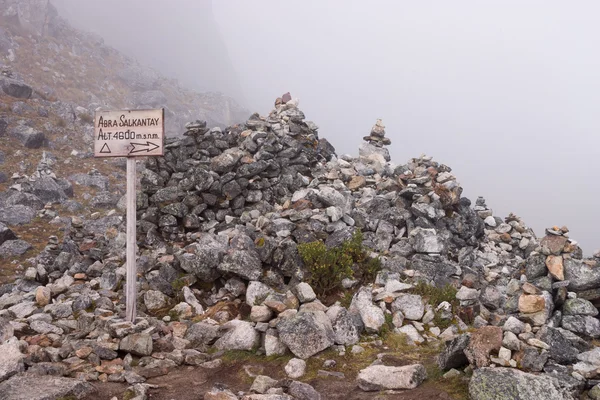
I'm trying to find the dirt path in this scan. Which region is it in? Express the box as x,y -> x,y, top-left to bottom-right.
87,356 -> 462,400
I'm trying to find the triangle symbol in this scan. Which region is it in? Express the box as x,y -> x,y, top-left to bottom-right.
100,143 -> 111,153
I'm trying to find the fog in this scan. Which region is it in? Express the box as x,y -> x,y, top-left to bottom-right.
54,0 -> 599,254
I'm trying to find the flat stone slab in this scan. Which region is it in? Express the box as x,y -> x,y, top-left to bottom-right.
0,373 -> 96,400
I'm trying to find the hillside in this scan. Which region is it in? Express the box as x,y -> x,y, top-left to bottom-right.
0,0 -> 248,133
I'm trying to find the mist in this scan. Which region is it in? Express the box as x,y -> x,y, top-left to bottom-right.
53,0 -> 599,254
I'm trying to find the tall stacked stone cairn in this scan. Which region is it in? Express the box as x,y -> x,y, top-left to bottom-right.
1,95 -> 600,398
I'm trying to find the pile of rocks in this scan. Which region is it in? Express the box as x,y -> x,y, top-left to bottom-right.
435,226 -> 600,399
2,96 -> 600,399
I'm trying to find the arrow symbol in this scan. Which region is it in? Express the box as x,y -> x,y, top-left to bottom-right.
129,141 -> 160,154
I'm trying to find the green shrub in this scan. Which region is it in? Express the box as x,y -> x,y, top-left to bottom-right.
410,280 -> 458,307
297,240 -> 353,295
297,229 -> 382,296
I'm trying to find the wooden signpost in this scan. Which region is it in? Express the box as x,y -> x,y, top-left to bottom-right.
94,109 -> 164,322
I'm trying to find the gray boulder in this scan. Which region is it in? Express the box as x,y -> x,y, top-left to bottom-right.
9,125 -> 45,148
562,315 -> 600,338
326,306 -> 360,345
0,223 -> 17,245
349,287 -> 385,333
177,236 -> 227,281
438,333 -> 470,370
469,367 -> 583,400
562,298 -> 599,316
564,258 -> 600,291
391,294 -> 425,321
0,77 -> 32,99
144,290 -> 169,313
409,227 -> 445,254
68,173 -> 109,191
0,373 -> 96,399
214,320 -> 260,351
277,311 -> 335,359
288,381 -> 321,400
0,317 -> 14,342
0,205 -> 36,225
29,177 -> 67,203
0,337 -> 24,383
357,364 -> 427,391
218,249 -> 262,281
537,326 -> 580,364
185,322 -> 219,348
0,240 -> 32,259
120,333 -> 153,356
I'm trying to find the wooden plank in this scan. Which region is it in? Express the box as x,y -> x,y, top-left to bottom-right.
125,157 -> 137,323
94,109 -> 164,158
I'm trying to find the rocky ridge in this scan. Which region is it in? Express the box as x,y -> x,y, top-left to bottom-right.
0,0 -> 247,134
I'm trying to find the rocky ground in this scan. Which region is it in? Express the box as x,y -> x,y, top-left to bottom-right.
1,2 -> 600,400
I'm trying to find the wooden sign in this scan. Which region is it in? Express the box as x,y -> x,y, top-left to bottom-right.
94,109 -> 164,158
92,108 -> 165,323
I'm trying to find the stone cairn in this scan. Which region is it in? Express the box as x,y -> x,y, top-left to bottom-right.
2,97 -> 600,399
363,118 -> 391,147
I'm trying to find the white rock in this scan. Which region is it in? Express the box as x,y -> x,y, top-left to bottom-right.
0,337 -> 24,382
292,282 -> 316,303
391,294 -> 424,321
284,358 -> 306,379
357,364 -> 427,391
484,216 -> 497,227
395,325 -> 425,344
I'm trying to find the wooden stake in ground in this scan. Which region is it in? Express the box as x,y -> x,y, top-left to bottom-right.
126,157 -> 137,323
94,108 -> 165,323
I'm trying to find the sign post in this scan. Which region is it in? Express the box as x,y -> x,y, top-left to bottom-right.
94,109 -> 164,323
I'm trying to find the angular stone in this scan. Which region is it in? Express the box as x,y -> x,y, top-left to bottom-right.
391,294 -> 424,321
218,250 -> 262,281
469,367 -> 583,400
438,333 -> 471,371
357,364 -> 427,391
562,298 -> 599,316
350,287 -> 385,332
540,235 -> 568,255
326,306 -> 360,346
0,373 -> 96,399
564,257 -> 600,291
214,320 -> 260,351
287,381 -> 321,400
251,375 -> 278,394
277,311 -> 335,359
409,227 -> 445,254
120,333 -> 153,356
0,337 -> 24,382
35,286 -> 51,307
537,326 -> 580,364
518,294 -> 546,313
546,255 -> 564,281
285,358 -> 306,379
464,326 -> 503,368
144,290 -> 168,313
292,282 -> 316,303
562,315 -> 600,338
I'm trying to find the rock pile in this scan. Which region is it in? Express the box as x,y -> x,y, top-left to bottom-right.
435,225 -> 600,398
1,95 -> 600,399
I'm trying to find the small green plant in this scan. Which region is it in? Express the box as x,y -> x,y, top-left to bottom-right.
297,229 -> 382,297
410,280 -> 458,308
297,240 -> 353,295
379,313 -> 395,339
